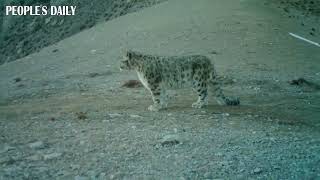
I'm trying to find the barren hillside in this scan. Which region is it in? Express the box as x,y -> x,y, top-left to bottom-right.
0,0 -> 166,64
0,0 -> 320,179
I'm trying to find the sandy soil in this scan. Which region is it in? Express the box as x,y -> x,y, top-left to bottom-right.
0,0 -> 320,179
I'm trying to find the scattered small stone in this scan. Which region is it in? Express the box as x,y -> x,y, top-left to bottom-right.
253,167 -> 262,174
17,48 -> 23,54
0,144 -> 15,153
51,19 -> 58,26
43,152 -> 62,160
49,117 -> 56,121
129,114 -> 142,118
273,166 -> 281,170
204,172 -> 212,178
76,112 -> 87,120
28,141 -> 45,149
74,175 -> 87,180
45,17 -> 52,24
99,173 -> 106,179
160,134 -> 180,146
26,154 -> 42,161
79,140 -> 86,145
13,77 -> 22,83
121,80 -> 142,88
52,49 -> 59,53
222,113 -> 230,117
209,50 -> 219,55
88,72 -> 100,78
58,19 -> 65,26
107,113 -> 122,118
88,171 -> 97,179
253,87 -> 260,91
71,164 -> 80,171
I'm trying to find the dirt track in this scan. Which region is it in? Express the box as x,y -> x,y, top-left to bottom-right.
0,0 -> 320,179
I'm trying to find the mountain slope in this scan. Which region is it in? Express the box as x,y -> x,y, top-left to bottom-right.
0,0 -> 319,179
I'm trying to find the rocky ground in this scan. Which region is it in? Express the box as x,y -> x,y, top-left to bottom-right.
0,0 -> 166,64
270,0 -> 320,37
0,0 -> 320,179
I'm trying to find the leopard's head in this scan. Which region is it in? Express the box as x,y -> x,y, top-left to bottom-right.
120,50 -> 136,71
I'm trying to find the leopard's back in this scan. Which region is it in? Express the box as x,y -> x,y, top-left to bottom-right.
137,55 -> 213,89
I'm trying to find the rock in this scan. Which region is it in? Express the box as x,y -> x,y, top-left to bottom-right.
99,173 -> 106,179
253,167 -> 262,174
17,48 -> 22,54
0,144 -> 15,153
88,171 -> 97,179
160,134 -> 180,146
71,164 -> 81,170
26,154 -> 42,161
204,172 -> 212,178
13,77 -> 22,83
88,72 -> 100,78
209,50 -> 218,54
45,17 -> 52,25
129,114 -> 142,118
74,175 -> 88,180
107,113 -> 122,118
58,19 -> 65,26
51,19 -> 58,26
76,112 -> 87,120
28,141 -> 45,149
222,113 -> 230,117
43,152 -> 62,160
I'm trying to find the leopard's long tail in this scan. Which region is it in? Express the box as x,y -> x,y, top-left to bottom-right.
209,67 -> 240,106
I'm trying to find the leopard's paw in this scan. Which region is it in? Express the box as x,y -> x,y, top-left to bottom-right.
192,101 -> 205,109
148,104 -> 162,111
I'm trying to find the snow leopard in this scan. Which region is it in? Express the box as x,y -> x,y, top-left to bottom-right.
120,50 -> 240,111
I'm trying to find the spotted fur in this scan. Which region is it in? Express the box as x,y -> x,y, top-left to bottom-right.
120,50 -> 239,111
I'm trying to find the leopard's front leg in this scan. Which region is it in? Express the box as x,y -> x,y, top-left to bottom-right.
148,85 -> 164,111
